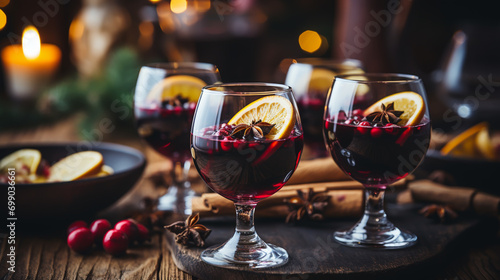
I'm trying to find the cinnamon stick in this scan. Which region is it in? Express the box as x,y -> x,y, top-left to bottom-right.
192,179 -> 407,218
286,158 -> 350,185
409,180 -> 500,216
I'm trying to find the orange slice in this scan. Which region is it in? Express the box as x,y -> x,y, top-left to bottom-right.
364,91 -> 425,126
48,151 -> 104,182
146,75 -> 206,103
228,96 -> 295,140
0,149 -> 41,174
309,68 -> 337,92
441,122 -> 494,159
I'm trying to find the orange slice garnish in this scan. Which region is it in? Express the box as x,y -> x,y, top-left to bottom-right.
364,91 -> 425,126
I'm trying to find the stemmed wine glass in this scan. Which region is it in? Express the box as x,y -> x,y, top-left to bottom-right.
285,58 -> 364,158
323,74 -> 431,248
134,62 -> 221,214
191,83 -> 303,268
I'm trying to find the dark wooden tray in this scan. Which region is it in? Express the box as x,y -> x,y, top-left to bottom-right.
166,203 -> 494,280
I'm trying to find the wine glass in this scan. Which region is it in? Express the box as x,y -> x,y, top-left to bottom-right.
134,62 -> 221,215
323,74 -> 431,248
285,58 -> 364,158
191,83 -> 303,268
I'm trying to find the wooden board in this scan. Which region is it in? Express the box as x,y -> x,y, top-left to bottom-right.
166,203 -> 496,280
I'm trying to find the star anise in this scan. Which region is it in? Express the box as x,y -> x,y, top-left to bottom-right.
419,204 -> 458,223
365,102 -> 404,124
284,189 -> 331,223
230,120 -> 275,140
132,197 -> 167,231
165,213 -> 211,247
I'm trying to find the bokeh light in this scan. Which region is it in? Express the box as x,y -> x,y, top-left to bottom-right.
170,0 -> 187,14
0,0 -> 9,8
149,0 -> 161,3
0,9 -> 6,31
22,26 -> 41,59
298,30 -> 322,53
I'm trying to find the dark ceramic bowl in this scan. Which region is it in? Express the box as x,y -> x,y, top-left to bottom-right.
419,149 -> 500,194
0,142 -> 146,221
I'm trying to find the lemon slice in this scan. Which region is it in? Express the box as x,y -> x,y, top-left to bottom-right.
228,96 -> 296,140
146,75 -> 206,104
48,151 -> 104,182
364,91 -> 425,126
0,149 -> 41,174
309,68 -> 336,92
441,122 -> 494,159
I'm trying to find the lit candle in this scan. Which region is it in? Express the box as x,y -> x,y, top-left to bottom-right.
1,26 -> 61,100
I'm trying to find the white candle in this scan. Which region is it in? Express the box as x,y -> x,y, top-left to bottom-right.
1,26 -> 61,100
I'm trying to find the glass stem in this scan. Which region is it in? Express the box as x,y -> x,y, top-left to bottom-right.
233,203 -> 262,247
364,187 -> 392,230
170,160 -> 191,189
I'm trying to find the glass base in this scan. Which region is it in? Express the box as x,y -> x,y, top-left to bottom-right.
334,221 -> 417,249
201,242 -> 288,269
157,185 -> 195,215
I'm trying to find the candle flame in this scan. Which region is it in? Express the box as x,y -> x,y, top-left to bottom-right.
22,25 -> 41,60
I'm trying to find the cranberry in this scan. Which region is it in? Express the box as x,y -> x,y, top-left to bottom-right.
67,220 -> 88,235
370,127 -> 383,138
136,223 -> 150,243
67,228 -> 93,254
90,219 -> 112,245
103,229 -> 128,256
359,121 -> 371,127
220,137 -> 233,151
344,119 -> 358,125
233,140 -> 246,150
357,121 -> 371,134
384,123 -> 398,135
352,115 -> 362,121
114,220 -> 139,243
352,109 -> 364,116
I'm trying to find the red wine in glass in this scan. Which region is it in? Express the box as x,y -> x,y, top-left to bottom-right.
192,125 -> 303,202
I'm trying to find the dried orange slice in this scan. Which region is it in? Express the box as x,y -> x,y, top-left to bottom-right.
441,122 -> 494,159
228,96 -> 295,140
48,151 -> 104,182
0,149 -> 41,174
364,91 -> 425,126
146,75 -> 206,103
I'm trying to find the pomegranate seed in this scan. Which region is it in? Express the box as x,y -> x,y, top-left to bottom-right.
103,229 -> 128,256
67,220 -> 88,235
67,228 -> 93,254
90,219 -> 112,245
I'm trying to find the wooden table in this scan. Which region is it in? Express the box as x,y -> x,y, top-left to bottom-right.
0,118 -> 499,280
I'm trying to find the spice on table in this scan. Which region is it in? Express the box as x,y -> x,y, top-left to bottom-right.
132,197 -> 168,231
165,213 -> 211,247
284,189 -> 331,223
419,204 -> 458,223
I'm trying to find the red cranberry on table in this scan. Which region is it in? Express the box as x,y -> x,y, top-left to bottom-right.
67,228 -> 93,254
103,229 -> 129,255
67,220 -> 88,235
114,220 -> 139,243
136,223 -> 150,243
90,219 -> 112,245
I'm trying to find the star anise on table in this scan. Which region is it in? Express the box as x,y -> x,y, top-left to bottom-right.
165,213 -> 211,247
365,102 -> 404,124
284,189 -> 331,223
230,120 -> 275,140
419,204 -> 458,223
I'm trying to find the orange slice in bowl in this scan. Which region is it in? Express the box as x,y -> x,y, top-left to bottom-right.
228,96 -> 295,140
0,149 -> 41,174
441,122 -> 494,159
48,151 -> 104,182
146,75 -> 206,104
364,91 -> 425,126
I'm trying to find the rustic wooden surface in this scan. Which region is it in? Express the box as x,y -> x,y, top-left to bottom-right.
166,204 -> 499,280
0,118 -> 499,279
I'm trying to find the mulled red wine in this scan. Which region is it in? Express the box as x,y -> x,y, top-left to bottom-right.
324,115 -> 431,188
135,102 -> 196,162
297,97 -> 324,151
191,125 -> 303,203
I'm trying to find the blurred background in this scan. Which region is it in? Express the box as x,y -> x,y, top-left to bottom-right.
1,0 -> 500,137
